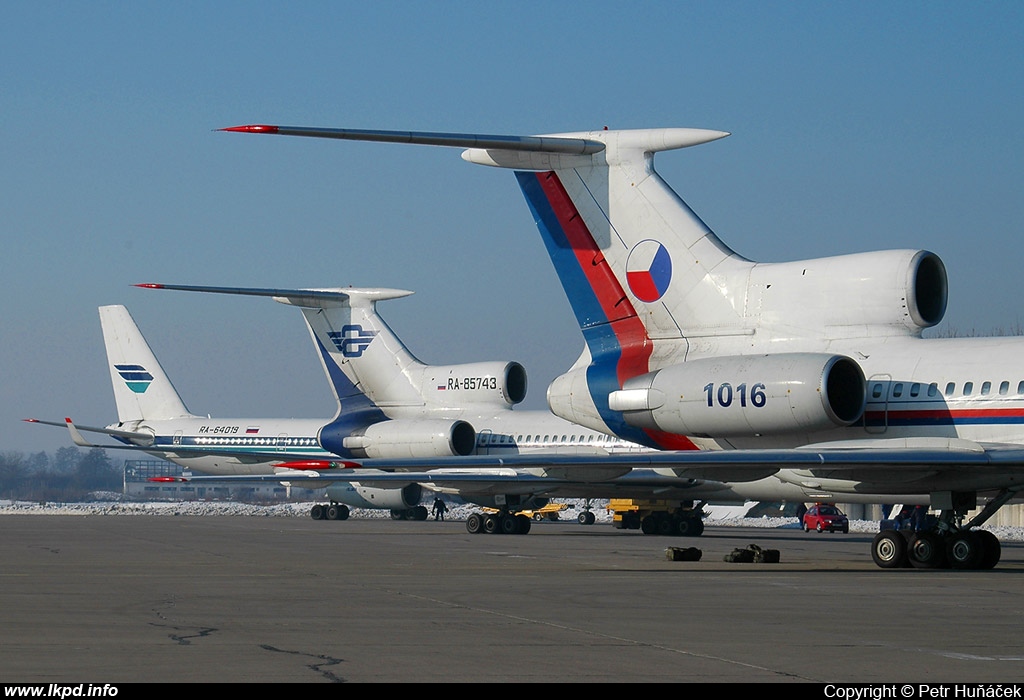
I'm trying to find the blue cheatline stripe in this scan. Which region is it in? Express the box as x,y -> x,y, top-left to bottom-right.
312,332 -> 384,418
311,331 -> 390,458
516,171 -> 611,333
146,436 -> 330,455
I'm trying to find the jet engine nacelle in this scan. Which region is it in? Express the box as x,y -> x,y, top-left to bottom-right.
323,419 -> 476,458
325,482 -> 423,510
747,250 -> 947,334
608,353 -> 866,437
419,361 -> 528,407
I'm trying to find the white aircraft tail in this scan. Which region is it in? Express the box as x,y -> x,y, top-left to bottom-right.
98,305 -> 193,423
286,288 -> 430,413
470,129 -> 751,344
220,125 -> 743,344
136,284 -> 526,421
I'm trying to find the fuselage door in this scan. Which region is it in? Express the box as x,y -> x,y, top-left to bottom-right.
477,429 -> 493,455
864,374 -> 890,434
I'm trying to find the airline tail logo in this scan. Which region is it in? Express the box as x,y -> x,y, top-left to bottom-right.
626,240 -> 672,303
327,324 -> 378,358
115,364 -> 154,394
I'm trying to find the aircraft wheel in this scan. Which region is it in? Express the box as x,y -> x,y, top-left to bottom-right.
578,512 -> 588,525
976,530 -> 1001,570
640,516 -> 658,535
500,514 -> 519,535
390,510 -> 404,520
947,531 -> 983,570
326,505 -> 341,521
412,505 -> 429,521
483,514 -> 500,534
466,513 -> 483,534
871,530 -> 908,568
678,517 -> 703,537
310,504 -> 325,520
908,532 -> 946,569
585,511 -> 596,525
657,517 -> 674,536
516,515 -> 531,535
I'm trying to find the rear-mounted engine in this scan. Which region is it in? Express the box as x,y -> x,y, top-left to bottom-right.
608,353 -> 865,437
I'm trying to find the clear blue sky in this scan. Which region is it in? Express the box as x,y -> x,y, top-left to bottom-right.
3,1 -> 1022,454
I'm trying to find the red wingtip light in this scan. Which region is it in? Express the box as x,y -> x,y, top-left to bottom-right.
134,283 -> 164,289
23,418 -> 39,423
219,124 -> 279,134
148,477 -> 182,483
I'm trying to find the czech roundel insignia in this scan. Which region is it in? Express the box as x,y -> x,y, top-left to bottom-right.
626,240 -> 672,302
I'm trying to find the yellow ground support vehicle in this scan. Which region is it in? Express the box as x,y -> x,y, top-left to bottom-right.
482,502 -> 569,522
607,499 -> 705,536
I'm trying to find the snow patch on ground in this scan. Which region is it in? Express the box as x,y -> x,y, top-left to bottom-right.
2,498 -> 1021,541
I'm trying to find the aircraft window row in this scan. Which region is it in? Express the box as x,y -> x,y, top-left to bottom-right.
871,380 -> 1024,400
944,380 -> 1023,397
193,436 -> 318,446
477,433 -> 619,445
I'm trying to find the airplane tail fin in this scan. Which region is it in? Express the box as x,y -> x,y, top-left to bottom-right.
98,305 -> 192,423
218,124 -> 744,352
289,289 -> 429,415
133,285 -> 425,419
465,129 -> 749,347
138,284 -> 527,422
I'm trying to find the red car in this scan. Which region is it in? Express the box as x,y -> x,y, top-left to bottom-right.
802,504 -> 850,534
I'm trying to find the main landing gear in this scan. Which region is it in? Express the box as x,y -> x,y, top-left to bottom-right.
870,489 -> 1013,570
309,502 -> 350,521
871,528 -> 1001,570
465,510 -> 533,535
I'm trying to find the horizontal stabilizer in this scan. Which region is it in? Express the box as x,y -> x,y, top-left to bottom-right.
136,283 -> 412,309
24,417 -> 156,447
220,124 -> 606,155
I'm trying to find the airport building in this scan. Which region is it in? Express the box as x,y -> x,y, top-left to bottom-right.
122,459 -> 319,502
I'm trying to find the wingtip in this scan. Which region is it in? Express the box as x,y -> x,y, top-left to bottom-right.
219,124 -> 279,134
